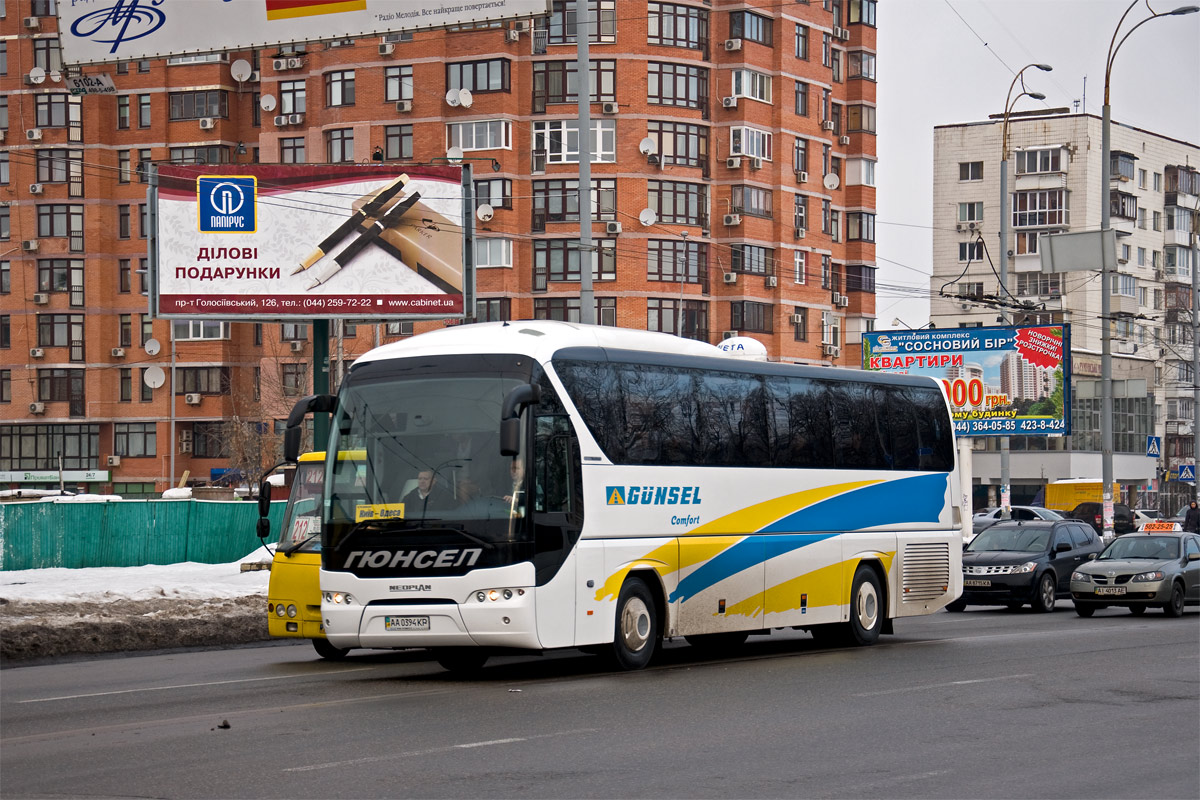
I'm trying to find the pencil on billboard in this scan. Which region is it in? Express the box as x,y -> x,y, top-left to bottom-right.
292,174 -> 410,274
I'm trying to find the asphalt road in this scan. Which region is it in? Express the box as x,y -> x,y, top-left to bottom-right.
2,606 -> 1197,800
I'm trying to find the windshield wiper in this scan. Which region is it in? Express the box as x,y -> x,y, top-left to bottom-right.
281,533 -> 321,556
342,518 -> 495,549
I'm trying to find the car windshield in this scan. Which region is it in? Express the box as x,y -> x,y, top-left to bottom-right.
967,526 -> 1049,552
1099,536 -> 1180,560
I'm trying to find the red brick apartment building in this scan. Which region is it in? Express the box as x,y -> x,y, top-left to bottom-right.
0,0 -> 879,494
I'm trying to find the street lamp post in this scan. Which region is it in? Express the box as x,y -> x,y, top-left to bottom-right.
998,63 -> 1052,519
1100,1 -> 1199,536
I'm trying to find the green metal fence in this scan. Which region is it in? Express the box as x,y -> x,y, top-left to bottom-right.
0,499 -> 287,571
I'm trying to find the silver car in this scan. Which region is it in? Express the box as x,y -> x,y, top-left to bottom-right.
972,506 -> 1066,537
1070,532 -> 1200,617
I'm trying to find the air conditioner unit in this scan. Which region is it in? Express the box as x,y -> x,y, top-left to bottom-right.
601,101 -> 619,115
111,347 -> 126,357
0,130 -> 5,142
836,295 -> 850,307
26,128 -> 43,141
723,272 -> 738,284
821,120 -> 835,131
287,58 -> 303,69
514,20 -> 531,32
722,96 -> 738,109
506,29 -> 521,42
795,170 -> 809,183
274,115 -> 289,126
179,439 -> 192,454
33,293 -> 50,305
766,276 -> 778,288
726,156 -> 742,169
290,340 -> 305,352
724,39 -> 742,51
823,344 -> 840,357
379,43 -> 396,55
30,348 -> 45,358
792,314 -> 805,324
248,70 -> 260,82
723,213 -> 742,226
750,157 -> 763,170
605,221 -> 623,234
722,331 -> 738,339
836,27 -> 850,41
184,393 -> 202,405
24,16 -> 40,29
839,135 -> 850,146
794,227 -> 806,239
29,402 -> 46,414
22,240 -> 39,252
107,455 -> 121,467
956,223 -> 968,232
272,58 -> 289,70
395,100 -> 412,112
198,117 -> 215,130
29,183 -> 45,195
288,113 -> 304,125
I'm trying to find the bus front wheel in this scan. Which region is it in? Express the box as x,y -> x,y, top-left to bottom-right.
847,565 -> 884,646
312,638 -> 350,661
610,577 -> 659,671
434,648 -> 489,673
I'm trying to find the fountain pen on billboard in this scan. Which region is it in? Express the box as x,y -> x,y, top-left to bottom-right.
291,173 -> 410,275
305,192 -> 422,290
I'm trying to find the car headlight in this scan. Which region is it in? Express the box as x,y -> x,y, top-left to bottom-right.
1071,571 -> 1091,582
1011,561 -> 1038,574
1131,570 -> 1164,582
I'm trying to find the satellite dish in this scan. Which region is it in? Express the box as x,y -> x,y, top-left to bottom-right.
445,89 -> 461,107
445,145 -> 464,164
823,173 -> 840,190
458,88 -> 473,108
143,365 -> 166,389
49,70 -> 62,83
259,94 -> 277,112
230,59 -> 253,82
638,208 -> 658,227
28,67 -> 46,84
476,204 -> 494,222
638,137 -> 657,156
144,338 -> 161,356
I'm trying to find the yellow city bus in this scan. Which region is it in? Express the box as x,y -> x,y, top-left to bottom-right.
267,451 -> 349,660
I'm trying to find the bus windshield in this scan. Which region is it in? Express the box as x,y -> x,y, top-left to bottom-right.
279,458 -> 324,554
322,354 -> 536,573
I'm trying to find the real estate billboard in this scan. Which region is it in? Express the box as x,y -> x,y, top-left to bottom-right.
862,324 -> 1072,438
57,0 -> 549,66
154,163 -> 466,319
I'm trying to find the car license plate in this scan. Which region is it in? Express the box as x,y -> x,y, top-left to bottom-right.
1095,586 -> 1126,596
963,579 -> 991,587
385,616 -> 430,631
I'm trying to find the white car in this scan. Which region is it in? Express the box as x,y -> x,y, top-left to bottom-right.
971,506 -> 1066,537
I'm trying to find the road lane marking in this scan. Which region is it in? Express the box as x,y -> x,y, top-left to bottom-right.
853,673 -> 1034,697
15,667 -> 378,703
285,728 -> 599,772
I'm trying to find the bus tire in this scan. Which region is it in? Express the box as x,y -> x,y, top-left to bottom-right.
945,598 -> 967,613
684,631 -> 749,655
609,577 -> 659,671
312,638 -> 350,661
846,565 -> 884,646
434,648 -> 489,673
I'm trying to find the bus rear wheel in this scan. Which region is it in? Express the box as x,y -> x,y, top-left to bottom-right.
312,638 -> 350,661
609,577 -> 659,671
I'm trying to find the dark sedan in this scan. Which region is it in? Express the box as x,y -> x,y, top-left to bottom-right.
948,520 -> 1104,613
1070,532 -> 1200,617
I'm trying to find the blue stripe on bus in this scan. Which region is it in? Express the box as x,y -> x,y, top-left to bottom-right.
759,473 -> 948,534
669,533 -> 835,603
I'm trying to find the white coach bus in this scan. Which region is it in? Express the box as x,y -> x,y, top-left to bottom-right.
272,321 -> 964,672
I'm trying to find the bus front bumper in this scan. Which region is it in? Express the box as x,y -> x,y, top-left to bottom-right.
324,593 -> 541,651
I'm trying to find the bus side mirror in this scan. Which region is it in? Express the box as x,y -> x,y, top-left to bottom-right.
256,516 -> 272,540
257,479 -> 272,515
499,384 -> 542,457
284,394 -> 338,462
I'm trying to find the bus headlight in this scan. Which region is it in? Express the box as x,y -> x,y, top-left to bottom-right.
275,604 -> 287,617
286,604 -> 298,618
475,588 -> 526,602
324,592 -> 354,605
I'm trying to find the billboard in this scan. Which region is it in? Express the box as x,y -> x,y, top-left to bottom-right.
155,164 -> 466,319
862,325 -> 1071,438
57,0 -> 549,66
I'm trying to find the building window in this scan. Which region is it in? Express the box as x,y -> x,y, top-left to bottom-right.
731,301 -> 773,333
847,104 -> 875,133
821,311 -> 840,347
192,422 -> 230,459
119,314 -> 132,348
532,239 -> 616,287
848,51 -> 876,80
647,2 -> 708,50
1153,210 -> 1162,231
648,180 -> 708,226
474,178 -> 513,209
732,69 -> 772,103
1012,190 -> 1068,227
794,138 -> 809,173
0,316 -> 8,348
731,185 -> 772,218
647,62 -> 709,110
1015,273 -> 1061,297
33,37 -> 63,72
384,65 -> 413,101
648,298 -> 708,340
281,323 -> 308,341
279,137 -> 305,164
37,258 -> 82,293
533,296 -> 580,321
38,94 -> 72,128
383,125 -> 413,160
959,161 -> 983,181
822,31 -> 832,67
114,422 -> 156,457
386,321 -> 415,335
119,368 -> 132,402
448,119 -> 512,151
326,129 -> 354,163
531,120 -> 616,163
796,24 -> 810,59
730,10 -> 772,45
172,320 -> 231,340
1110,190 -> 1137,220
729,126 -> 772,159
2,261 -> 12,293
476,298 -> 511,322
1016,147 -> 1063,174
325,70 -> 356,107
845,265 -> 875,292
850,0 -> 878,25
532,179 -> 617,227
118,205 -> 131,239
731,244 -> 774,276
178,367 -> 231,395
792,307 -> 808,341
37,368 -> 85,402
793,251 -> 807,284
168,146 -> 229,164
795,81 -> 809,116
532,60 -> 616,106
280,80 -> 306,114
282,363 -> 308,396
646,121 -> 709,169
847,212 -> 875,241
475,238 -> 513,268
35,149 -> 80,184
137,94 -> 151,127
448,58 -> 510,93
547,0 -> 617,44
648,239 -> 707,283
38,205 -> 84,244
168,90 -> 228,120
1109,151 -> 1136,181
959,241 -> 983,262
118,150 -> 131,183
